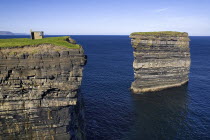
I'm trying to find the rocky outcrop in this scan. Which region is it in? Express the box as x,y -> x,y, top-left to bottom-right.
130,32 -> 190,93
0,37 -> 86,139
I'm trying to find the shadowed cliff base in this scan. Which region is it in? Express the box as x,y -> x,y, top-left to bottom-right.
126,84 -> 189,140
131,80 -> 189,93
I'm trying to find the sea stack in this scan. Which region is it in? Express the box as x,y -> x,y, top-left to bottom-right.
130,31 -> 191,93
0,37 -> 86,139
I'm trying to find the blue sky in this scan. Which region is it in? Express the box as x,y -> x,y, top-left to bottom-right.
0,0 -> 210,35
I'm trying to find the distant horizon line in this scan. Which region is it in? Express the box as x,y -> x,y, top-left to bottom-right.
0,34 -> 209,36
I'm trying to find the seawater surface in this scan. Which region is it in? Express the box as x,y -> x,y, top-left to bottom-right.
73,35 -> 210,140
1,35 -> 210,140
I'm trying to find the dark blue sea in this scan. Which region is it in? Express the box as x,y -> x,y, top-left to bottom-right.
1,35 -> 210,140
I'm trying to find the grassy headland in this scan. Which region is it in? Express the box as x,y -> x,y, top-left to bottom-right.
0,36 -> 80,48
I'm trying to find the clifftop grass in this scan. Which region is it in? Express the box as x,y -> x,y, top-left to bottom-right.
0,36 -> 80,48
130,31 -> 188,37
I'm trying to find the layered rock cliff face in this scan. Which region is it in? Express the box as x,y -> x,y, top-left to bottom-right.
0,38 -> 86,139
130,32 -> 190,93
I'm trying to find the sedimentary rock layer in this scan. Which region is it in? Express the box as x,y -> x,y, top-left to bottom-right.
0,37 -> 86,139
130,32 -> 190,93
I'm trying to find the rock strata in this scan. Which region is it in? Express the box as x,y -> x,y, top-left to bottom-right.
130,32 -> 191,93
0,37 -> 86,139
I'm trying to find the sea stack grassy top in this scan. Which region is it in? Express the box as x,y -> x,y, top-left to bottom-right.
0,36 -> 80,49
130,31 -> 188,37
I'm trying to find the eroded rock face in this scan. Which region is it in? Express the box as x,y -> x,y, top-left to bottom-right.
130,32 -> 191,93
0,41 -> 86,139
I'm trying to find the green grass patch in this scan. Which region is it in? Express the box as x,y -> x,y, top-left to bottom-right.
130,31 -> 188,37
0,36 -> 80,48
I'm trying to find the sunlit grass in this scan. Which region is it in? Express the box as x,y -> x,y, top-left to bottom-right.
0,36 -> 80,48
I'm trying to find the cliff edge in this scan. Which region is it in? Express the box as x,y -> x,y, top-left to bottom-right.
0,37 -> 87,139
130,31 -> 191,93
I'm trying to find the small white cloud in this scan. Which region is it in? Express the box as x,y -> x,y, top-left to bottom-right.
155,8 -> 169,13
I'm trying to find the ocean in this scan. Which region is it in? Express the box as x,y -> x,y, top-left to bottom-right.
1,35 -> 210,140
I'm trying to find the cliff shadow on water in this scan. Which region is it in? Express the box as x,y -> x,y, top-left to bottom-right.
72,35 -> 190,140
125,84 -> 189,140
